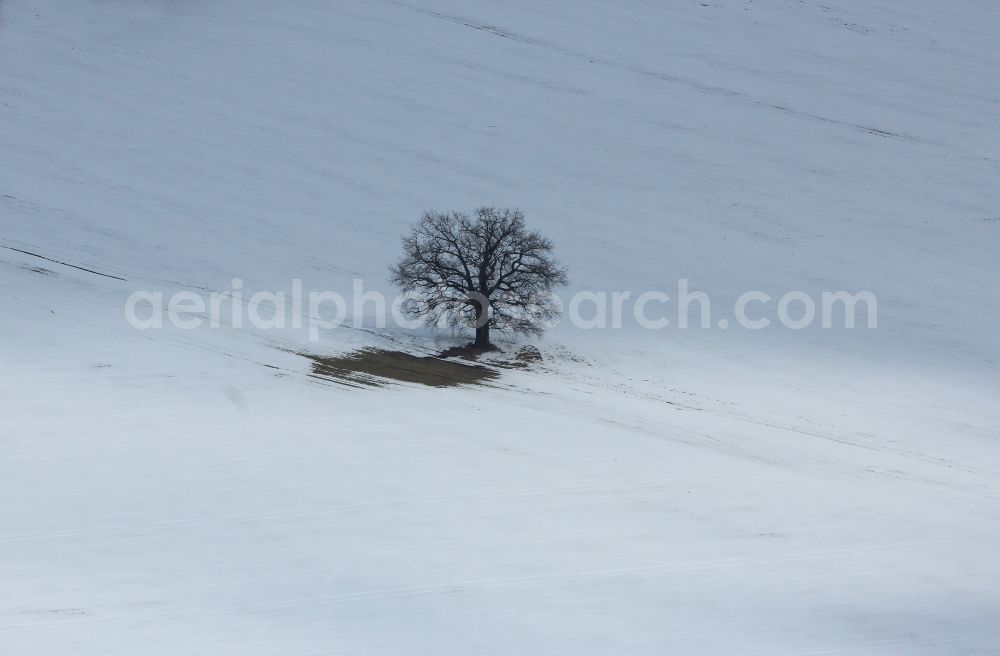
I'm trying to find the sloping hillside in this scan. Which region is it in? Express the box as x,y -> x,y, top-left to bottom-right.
2,1 -> 998,653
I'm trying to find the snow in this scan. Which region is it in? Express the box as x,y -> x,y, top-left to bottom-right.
2,0 -> 999,653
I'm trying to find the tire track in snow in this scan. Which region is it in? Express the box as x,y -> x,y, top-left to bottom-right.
381,0 -> 923,144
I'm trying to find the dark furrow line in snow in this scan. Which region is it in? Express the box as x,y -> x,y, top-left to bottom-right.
1,245 -> 127,281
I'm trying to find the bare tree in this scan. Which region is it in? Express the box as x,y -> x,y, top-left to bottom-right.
390,207 -> 568,349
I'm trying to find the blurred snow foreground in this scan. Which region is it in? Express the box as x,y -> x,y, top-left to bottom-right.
1,1 -> 999,654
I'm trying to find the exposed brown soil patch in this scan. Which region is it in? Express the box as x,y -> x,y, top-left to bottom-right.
304,348 -> 499,388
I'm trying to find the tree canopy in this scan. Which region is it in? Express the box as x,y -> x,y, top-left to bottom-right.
390,207 -> 567,348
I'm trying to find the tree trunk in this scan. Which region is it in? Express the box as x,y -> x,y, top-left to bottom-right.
474,323 -> 490,349
470,295 -> 491,349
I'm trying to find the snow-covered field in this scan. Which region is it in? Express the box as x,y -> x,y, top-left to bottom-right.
2,0 -> 999,653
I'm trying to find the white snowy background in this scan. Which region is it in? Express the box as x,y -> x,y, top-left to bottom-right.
1,0 -> 998,653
